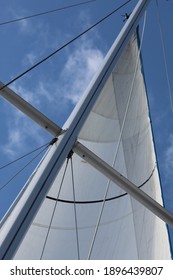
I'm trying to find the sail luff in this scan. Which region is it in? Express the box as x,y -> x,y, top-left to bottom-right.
0,0 -> 151,260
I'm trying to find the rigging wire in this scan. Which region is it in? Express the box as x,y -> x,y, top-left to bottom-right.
0,0 -> 131,92
70,156 -> 80,260
0,144 -> 50,192
87,12 -> 147,260
0,1 -> 96,27
0,141 -> 51,171
155,0 -> 173,113
40,158 -> 69,260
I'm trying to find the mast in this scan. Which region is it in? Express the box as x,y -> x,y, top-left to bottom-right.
0,0 -> 151,259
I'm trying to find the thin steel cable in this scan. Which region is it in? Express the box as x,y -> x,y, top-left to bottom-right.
70,157 -> 80,260
155,0 -> 173,113
0,142 -> 50,171
0,1 -> 96,27
40,158 -> 69,260
0,145 -> 49,192
87,12 -> 147,260
0,0 -> 131,92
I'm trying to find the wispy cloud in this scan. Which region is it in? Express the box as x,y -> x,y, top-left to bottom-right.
11,80 -> 59,109
11,83 -> 39,106
2,83 -> 50,159
23,52 -> 38,66
2,108 -> 47,159
60,39 -> 104,104
8,7 -> 31,33
163,134 -> 173,178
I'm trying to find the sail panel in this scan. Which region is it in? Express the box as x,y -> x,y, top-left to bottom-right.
14,32 -> 171,259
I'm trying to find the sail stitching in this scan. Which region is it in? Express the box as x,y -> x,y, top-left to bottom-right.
32,212 -> 133,230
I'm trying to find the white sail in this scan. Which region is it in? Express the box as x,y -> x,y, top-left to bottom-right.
13,31 -> 171,260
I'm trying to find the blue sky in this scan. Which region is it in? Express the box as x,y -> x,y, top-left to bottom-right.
0,0 -> 173,251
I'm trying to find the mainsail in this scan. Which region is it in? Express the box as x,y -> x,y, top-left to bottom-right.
0,0 -> 172,259
13,34 -> 171,259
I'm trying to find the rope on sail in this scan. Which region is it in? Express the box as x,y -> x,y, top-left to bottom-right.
155,0 -> 173,113
40,158 -> 69,260
46,165 -> 156,204
0,144 -> 50,192
87,12 -> 147,260
70,156 -> 80,260
0,0 -> 132,92
0,1 -> 96,27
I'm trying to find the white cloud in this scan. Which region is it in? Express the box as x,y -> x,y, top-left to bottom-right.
36,81 -> 56,103
8,7 -> 31,33
2,83 -> 51,159
4,129 -> 22,157
10,83 -> 38,106
2,107 -> 46,159
164,134 -> 173,177
61,39 -> 104,104
11,81 -> 57,108
24,52 -> 37,66
18,18 -> 29,33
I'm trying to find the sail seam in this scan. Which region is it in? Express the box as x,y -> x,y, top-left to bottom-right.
32,212 -> 134,230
